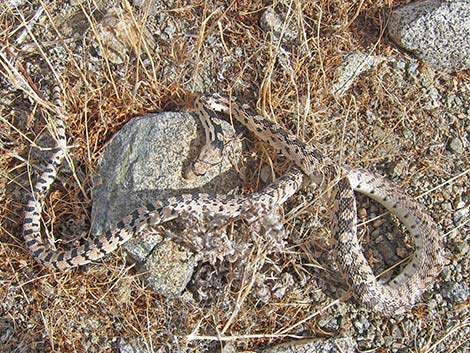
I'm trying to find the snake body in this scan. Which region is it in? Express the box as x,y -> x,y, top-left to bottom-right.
199,94 -> 444,315
23,89 -> 443,315
333,168 -> 443,314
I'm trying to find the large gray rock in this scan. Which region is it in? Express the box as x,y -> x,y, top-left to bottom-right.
388,0 -> 470,72
91,112 -> 242,297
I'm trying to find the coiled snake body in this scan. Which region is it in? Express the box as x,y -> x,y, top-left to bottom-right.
24,89 -> 443,316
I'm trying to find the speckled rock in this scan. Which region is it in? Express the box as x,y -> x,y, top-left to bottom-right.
453,207 -> 469,226
388,0 -> 470,72
260,7 -> 298,43
317,314 -> 343,332
261,335 -> 357,353
92,6 -> 155,64
117,338 -> 146,353
332,52 -> 386,95
91,112 -> 242,296
442,281 -> 469,304
448,137 -> 465,154
140,240 -> 195,298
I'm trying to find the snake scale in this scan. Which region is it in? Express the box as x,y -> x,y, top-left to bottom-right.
23,88 -> 444,316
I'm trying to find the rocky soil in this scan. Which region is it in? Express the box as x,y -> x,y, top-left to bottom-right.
0,1 -> 469,352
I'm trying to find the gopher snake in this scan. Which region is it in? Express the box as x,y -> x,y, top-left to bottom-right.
24,89 -> 443,316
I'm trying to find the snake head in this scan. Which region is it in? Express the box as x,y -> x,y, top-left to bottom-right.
199,93 -> 232,113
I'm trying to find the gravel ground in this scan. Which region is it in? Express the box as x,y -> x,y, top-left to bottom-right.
0,1 -> 469,352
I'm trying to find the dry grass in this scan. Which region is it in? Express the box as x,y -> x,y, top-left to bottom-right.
1,0 -> 469,352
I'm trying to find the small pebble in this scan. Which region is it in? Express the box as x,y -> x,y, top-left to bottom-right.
453,195 -> 466,209
403,129 -> 414,139
373,219 -> 384,228
389,161 -> 406,177
448,137 -> 464,154
442,281 -> 469,304
358,207 -> 367,220
441,201 -> 453,212
317,315 -> 342,331
259,7 -> 297,43
353,315 -> 370,335
450,240 -> 469,255
427,298 -> 438,311
440,267 -> 452,281
396,246 -> 408,258
453,207 -> 469,226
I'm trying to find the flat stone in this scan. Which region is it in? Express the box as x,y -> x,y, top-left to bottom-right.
332,52 -> 386,95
